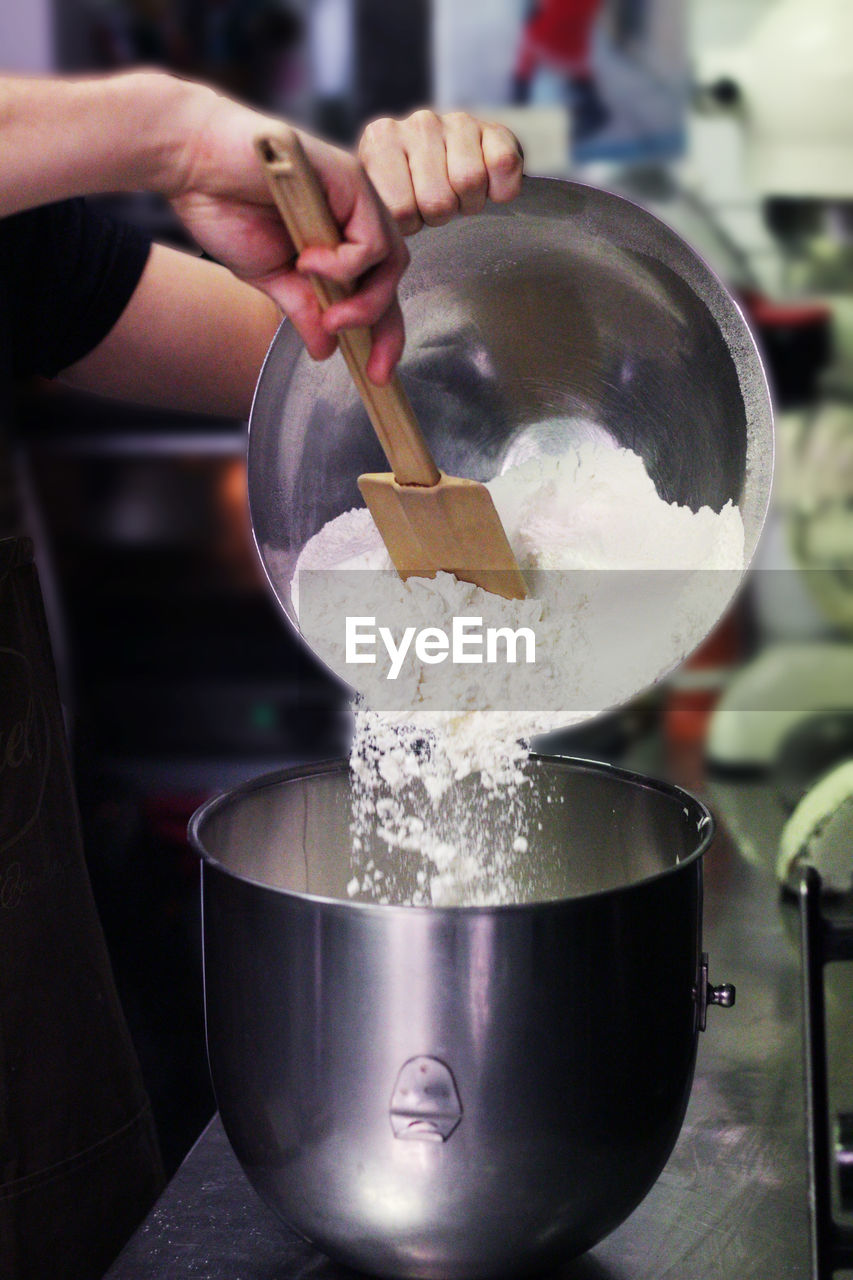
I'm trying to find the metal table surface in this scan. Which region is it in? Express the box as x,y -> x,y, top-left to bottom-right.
104,760 -> 853,1280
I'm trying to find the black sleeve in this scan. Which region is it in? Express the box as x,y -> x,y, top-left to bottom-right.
0,198 -> 151,380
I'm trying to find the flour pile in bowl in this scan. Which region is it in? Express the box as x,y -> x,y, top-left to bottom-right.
291,435 -> 745,906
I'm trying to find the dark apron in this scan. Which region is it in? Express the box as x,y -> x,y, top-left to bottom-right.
0,537 -> 164,1280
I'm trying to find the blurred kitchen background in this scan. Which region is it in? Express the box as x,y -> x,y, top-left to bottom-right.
4,0 -> 853,1174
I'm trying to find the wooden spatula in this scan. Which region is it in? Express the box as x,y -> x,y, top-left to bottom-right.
255,130 -> 527,601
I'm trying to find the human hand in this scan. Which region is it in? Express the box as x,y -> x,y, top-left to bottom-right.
160,88 -> 522,382
358,109 -> 524,236
165,82 -> 408,383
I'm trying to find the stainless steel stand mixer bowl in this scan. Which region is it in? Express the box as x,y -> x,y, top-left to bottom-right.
191,755 -> 733,1279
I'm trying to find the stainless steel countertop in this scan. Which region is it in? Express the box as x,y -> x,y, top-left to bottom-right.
104,760 -> 852,1279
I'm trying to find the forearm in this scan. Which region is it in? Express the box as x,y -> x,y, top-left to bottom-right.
61,244 -> 281,420
0,70 -> 209,216
0,76 -> 520,402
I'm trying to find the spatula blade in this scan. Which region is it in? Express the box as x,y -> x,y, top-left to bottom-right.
357,471 -> 528,601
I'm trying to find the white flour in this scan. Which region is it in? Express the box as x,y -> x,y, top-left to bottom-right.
291,436 -> 745,906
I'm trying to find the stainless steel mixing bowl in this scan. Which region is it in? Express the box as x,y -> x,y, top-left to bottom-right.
248,176 -> 774,644
191,755 -> 728,1278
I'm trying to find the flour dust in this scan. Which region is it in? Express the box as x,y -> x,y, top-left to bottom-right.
290,436 -> 746,906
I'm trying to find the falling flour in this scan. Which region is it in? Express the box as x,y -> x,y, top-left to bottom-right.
291,436 -> 745,906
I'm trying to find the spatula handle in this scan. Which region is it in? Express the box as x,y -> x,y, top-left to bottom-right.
255,131 -> 440,488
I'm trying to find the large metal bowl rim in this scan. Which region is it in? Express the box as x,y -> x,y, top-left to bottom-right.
189,753 -> 714,917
